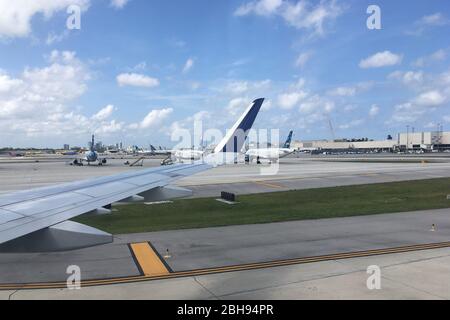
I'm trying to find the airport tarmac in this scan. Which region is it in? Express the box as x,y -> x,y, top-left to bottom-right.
1,208 -> 450,286
1,157 -> 450,198
3,246 -> 450,299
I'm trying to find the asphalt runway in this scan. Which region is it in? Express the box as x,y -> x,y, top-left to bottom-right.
1,156 -> 450,197
5,247 -> 449,299
1,208 -> 450,286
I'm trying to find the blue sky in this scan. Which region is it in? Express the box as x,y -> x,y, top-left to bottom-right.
0,0 -> 449,148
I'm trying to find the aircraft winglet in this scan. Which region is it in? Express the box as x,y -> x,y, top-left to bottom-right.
213,98 -> 264,154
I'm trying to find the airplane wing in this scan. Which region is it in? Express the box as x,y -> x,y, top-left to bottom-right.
0,98 -> 264,252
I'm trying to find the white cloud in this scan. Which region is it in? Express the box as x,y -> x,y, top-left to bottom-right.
338,119 -> 364,130
388,70 -> 424,86
235,0 -> 344,36
414,90 -> 446,107
97,120 -> 123,133
235,0 -> 282,16
418,13 -> 448,26
430,49 -> 447,61
226,97 -> 249,116
407,13 -> 449,36
46,30 -> 70,45
344,104 -> 357,112
327,82 -> 372,97
295,52 -> 312,68
137,108 -> 173,129
369,104 -> 379,117
389,89 -> 447,123
223,79 -> 271,96
110,0 -> 131,9
389,103 -> 422,123
183,58 -> 194,74
327,86 -> 356,97
92,105 -> 115,121
225,81 -> 249,95
0,0 -> 90,38
413,49 -> 447,67
0,51 -> 97,138
299,94 -> 334,114
167,110 -> 213,141
277,91 -> 307,109
131,61 -> 147,71
359,51 -> 403,68
280,0 -> 343,35
424,121 -> 438,129
0,72 -> 23,92
116,73 -> 160,88
293,78 -> 306,89
261,99 -> 273,111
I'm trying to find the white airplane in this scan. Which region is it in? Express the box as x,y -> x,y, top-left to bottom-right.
173,148 -> 204,161
71,135 -> 107,166
149,145 -> 172,156
136,147 -> 154,156
246,130 -> 296,163
0,98 -> 264,253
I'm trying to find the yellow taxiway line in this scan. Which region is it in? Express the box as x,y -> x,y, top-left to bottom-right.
1,241 -> 450,291
254,181 -> 285,189
129,242 -> 171,276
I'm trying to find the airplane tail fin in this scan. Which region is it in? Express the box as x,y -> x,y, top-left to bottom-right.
213,98 -> 264,154
150,145 -> 156,152
283,130 -> 293,149
91,135 -> 95,152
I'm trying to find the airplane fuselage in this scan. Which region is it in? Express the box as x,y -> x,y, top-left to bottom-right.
84,150 -> 98,163
174,149 -> 204,161
246,148 -> 295,161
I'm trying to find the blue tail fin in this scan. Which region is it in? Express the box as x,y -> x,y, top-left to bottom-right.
214,98 -> 264,154
283,130 -> 293,149
90,135 -> 95,152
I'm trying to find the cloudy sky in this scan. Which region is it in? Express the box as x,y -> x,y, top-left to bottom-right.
0,0 -> 449,148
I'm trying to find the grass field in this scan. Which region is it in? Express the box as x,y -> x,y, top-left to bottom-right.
74,178 -> 450,234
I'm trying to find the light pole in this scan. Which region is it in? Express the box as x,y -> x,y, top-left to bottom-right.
406,125 -> 409,152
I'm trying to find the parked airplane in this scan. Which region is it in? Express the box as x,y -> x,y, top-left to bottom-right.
0,98 -> 264,252
72,135 -> 107,166
148,144 -> 204,161
173,148 -> 204,161
62,151 -> 79,156
4,151 -> 26,157
245,130 -> 296,162
150,145 -> 171,156
136,147 -> 154,156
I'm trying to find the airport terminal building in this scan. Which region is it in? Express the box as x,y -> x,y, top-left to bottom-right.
293,131 -> 450,153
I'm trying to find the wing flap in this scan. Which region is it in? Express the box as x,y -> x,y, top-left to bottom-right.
74,181 -> 139,198
0,209 -> 27,224
3,192 -> 93,218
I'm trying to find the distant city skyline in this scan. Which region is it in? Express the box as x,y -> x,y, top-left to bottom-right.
0,0 -> 449,148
